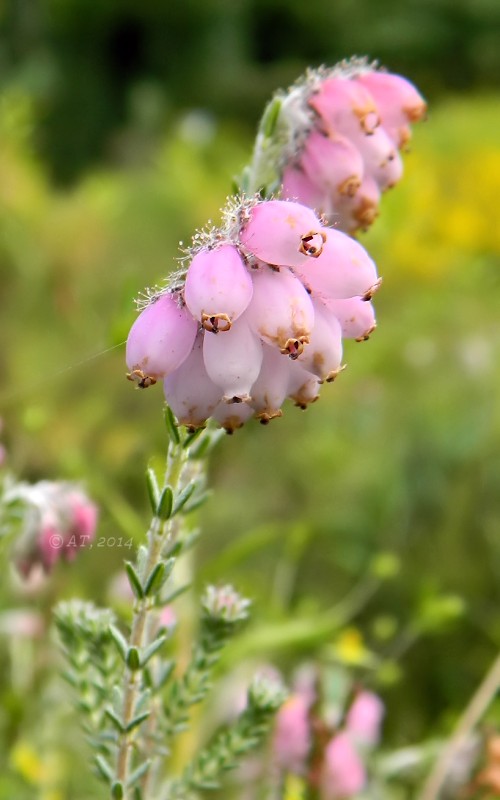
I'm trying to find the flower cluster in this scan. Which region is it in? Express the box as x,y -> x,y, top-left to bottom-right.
126,197 -> 379,432
278,59 -> 426,233
272,684 -> 384,798
11,481 -> 98,577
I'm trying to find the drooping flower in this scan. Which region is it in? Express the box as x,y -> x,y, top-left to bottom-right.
127,195 -> 380,432
320,732 -> 366,799
276,59 -> 426,232
345,690 -> 385,747
273,693 -> 312,775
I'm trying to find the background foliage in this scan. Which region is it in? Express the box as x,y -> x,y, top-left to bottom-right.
1,0 -> 500,797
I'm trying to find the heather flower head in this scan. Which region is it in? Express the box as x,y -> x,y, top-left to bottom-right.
10,481 -> 98,577
127,196 -> 380,432
257,58 -> 426,233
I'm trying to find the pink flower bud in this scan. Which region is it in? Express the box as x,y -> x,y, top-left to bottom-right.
310,78 -> 379,139
250,344 -> 292,423
325,297 -> 376,341
293,229 -> 378,300
297,300 -> 343,382
203,315 -> 263,403
240,199 -> 325,268
356,71 -> 427,147
246,266 -> 314,355
346,691 -> 384,747
299,131 -> 364,204
273,694 -> 311,774
212,400 -> 253,433
126,292 -> 198,386
163,334 -> 222,428
320,733 -> 366,799
39,517 -> 63,571
184,244 -> 253,333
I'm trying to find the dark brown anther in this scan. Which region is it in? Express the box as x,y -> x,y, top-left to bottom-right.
126,369 -> 157,389
338,176 -> 361,198
201,312 -> 232,334
326,364 -> 347,383
362,278 -> 383,302
355,323 -> 377,342
299,230 -> 327,258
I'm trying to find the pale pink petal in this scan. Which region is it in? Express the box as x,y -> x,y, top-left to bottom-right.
356,71 -> 426,147
297,300 -> 343,382
246,266 -> 315,354
240,199 -> 324,268
273,694 -> 311,774
300,130 -> 364,201
321,733 -> 366,799
346,691 -> 385,747
163,334 -> 223,428
309,77 -> 379,139
212,401 -> 253,433
293,228 -> 378,300
325,297 -> 377,341
282,164 -> 325,210
287,363 -> 321,409
203,316 -> 263,403
184,244 -> 253,332
351,125 -> 403,191
126,293 -> 198,386
330,175 -> 381,234
250,344 -> 292,423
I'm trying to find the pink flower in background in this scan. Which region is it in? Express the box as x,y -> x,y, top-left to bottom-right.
127,196 -> 380,432
346,690 -> 385,747
280,59 -> 426,233
320,732 -> 366,799
273,693 -> 312,774
10,482 -> 98,578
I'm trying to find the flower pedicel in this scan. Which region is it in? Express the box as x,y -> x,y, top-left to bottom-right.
126,197 -> 379,432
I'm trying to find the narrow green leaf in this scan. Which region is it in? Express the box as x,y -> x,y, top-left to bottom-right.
125,710 -> 150,734
94,754 -> 114,783
144,561 -> 168,597
105,708 -> 125,733
127,760 -> 151,789
109,625 -> 128,662
262,96 -> 282,138
161,583 -> 190,606
163,404 -> 180,444
182,490 -> 210,514
156,486 -> 173,520
172,481 -> 196,516
182,426 -> 205,450
140,635 -> 167,667
145,467 -> 160,513
127,646 -> 141,671
125,561 -> 144,600
111,781 -> 124,800
156,660 -> 175,689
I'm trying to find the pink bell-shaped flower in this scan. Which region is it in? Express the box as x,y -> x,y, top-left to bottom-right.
163,335 -> 222,429
282,164 -> 325,211
212,400 -> 253,433
246,266 -> 315,356
250,344 -> 292,423
126,292 -> 198,387
299,130 -> 364,205
309,77 -> 379,140
297,300 -> 343,382
203,315 -> 263,403
293,229 -> 378,301
273,694 -> 312,775
325,297 -> 377,341
287,364 -> 320,409
184,244 -> 253,333
240,199 -> 326,268
351,125 -> 403,191
356,71 -> 427,148
331,175 -> 381,234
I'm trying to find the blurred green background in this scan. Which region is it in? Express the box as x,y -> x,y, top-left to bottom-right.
1,0 -> 500,797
